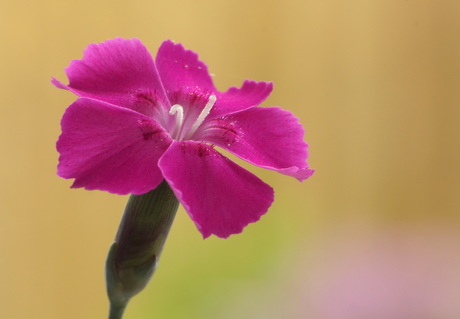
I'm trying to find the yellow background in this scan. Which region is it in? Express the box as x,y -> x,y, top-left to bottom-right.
1,1 -> 459,318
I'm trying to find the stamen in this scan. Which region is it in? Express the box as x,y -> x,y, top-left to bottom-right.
186,95 -> 217,139
169,104 -> 184,139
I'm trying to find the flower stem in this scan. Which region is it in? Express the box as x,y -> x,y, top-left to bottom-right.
108,303 -> 127,319
106,180 -> 179,319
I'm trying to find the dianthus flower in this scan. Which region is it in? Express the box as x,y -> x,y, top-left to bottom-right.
53,38 -> 314,238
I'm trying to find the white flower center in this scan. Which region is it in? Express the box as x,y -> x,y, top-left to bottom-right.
168,94 -> 217,140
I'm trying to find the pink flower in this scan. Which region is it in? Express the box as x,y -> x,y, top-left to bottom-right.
53,38 -> 314,238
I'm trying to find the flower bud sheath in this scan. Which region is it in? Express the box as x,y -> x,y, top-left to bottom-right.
106,180 -> 179,318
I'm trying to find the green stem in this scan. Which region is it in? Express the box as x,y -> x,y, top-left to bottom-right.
108,303 -> 127,319
106,180 -> 179,319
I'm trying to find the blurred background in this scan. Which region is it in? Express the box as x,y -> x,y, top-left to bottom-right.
1,0 -> 459,318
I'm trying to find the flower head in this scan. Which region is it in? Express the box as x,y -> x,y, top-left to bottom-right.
53,38 -> 314,238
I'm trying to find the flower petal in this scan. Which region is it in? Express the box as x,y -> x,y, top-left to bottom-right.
212,80 -> 274,117
201,106 -> 315,181
159,141 -> 274,238
155,40 -> 214,94
155,40 -> 273,116
57,98 -> 172,195
52,38 -> 170,115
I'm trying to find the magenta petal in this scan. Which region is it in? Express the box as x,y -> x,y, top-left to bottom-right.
57,98 -> 172,195
52,38 -> 170,113
203,106 -> 314,181
155,40 -> 272,116
159,141 -> 274,238
211,80 -> 273,117
155,40 -> 215,94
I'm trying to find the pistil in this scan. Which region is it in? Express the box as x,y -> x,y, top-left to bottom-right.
168,95 -> 217,141
169,104 -> 184,139
185,95 -> 216,140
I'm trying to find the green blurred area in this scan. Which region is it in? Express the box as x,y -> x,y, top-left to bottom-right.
1,1 -> 459,318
